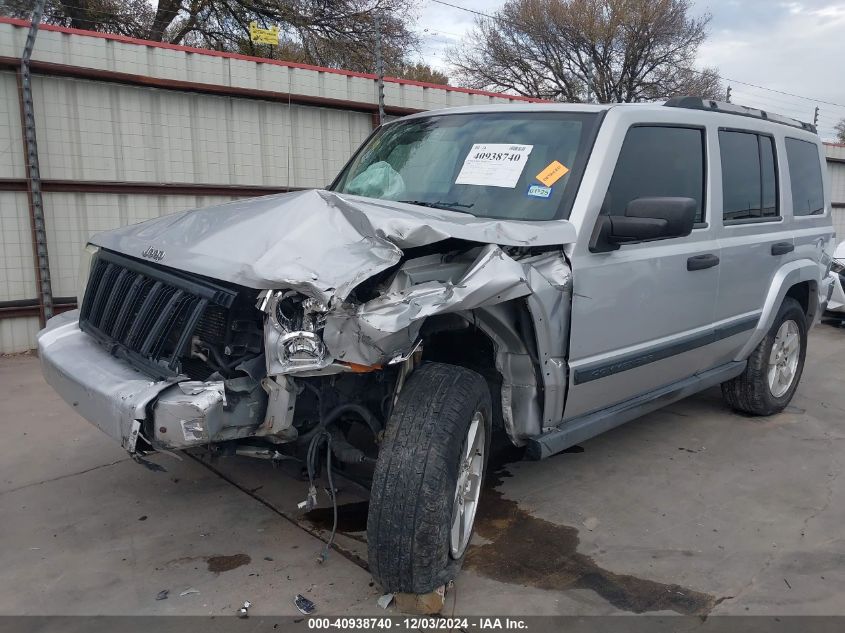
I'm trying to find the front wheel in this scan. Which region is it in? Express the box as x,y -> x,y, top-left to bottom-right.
721,297 -> 807,415
367,362 -> 491,594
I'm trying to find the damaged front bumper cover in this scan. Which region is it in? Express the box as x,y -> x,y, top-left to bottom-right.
38,311 -> 294,452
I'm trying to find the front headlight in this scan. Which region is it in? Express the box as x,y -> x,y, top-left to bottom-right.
261,289 -> 332,373
277,331 -> 327,366
76,244 -> 99,306
831,260 -> 845,275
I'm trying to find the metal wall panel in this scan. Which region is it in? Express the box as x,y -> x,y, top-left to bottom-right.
825,145 -> 845,246
0,191 -> 37,302
43,192 -> 240,297
827,161 -> 845,207
0,317 -> 41,354
31,75 -> 372,188
0,72 -> 24,180
832,209 -> 845,246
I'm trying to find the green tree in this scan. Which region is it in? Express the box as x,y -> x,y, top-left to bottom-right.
394,62 -> 449,85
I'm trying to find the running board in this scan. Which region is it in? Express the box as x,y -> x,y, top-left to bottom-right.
525,361 -> 747,460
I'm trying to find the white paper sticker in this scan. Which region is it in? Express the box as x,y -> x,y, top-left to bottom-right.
455,144 -> 533,188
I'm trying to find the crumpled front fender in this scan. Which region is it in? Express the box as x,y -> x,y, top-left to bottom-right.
323,244 -> 534,366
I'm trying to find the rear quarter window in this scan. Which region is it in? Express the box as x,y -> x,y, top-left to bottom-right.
719,130 -> 779,222
785,138 -> 825,216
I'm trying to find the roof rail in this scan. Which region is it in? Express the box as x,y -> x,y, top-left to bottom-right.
664,96 -> 817,134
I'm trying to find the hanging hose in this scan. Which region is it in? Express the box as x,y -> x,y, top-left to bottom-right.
298,403 -> 382,444
305,429 -> 338,563
300,400 -> 382,563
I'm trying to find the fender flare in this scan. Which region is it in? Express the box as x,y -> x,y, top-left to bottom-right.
734,259 -> 820,361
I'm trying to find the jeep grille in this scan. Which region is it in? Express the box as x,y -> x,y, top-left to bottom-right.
79,249 -> 237,379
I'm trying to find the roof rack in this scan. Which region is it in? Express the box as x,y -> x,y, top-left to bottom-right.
664,96 -> 817,134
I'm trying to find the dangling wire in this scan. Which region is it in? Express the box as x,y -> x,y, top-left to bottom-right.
305,429 -> 338,564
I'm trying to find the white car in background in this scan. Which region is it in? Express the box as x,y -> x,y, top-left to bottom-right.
829,241 -> 845,317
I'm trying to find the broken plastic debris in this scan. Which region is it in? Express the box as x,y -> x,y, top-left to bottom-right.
237,600 -> 252,618
179,588 -> 200,597
155,590 -> 169,601
298,485 -> 318,512
377,593 -> 394,609
294,594 -> 316,615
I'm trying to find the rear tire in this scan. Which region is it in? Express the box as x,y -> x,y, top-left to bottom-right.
367,362 -> 491,594
721,297 -> 807,415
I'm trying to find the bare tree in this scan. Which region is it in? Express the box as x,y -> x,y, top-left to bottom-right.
447,0 -> 722,103
836,119 -> 845,144
1,0 -> 418,75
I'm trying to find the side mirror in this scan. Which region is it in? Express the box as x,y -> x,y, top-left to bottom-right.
590,197 -> 697,253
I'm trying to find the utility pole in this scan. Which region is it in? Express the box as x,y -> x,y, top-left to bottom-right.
374,14 -> 385,125
813,106 -> 819,127
585,59 -> 594,104
725,85 -> 732,103
19,0 -> 52,325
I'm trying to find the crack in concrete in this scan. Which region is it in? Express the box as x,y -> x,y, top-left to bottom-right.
0,457 -> 129,496
799,455 -> 841,538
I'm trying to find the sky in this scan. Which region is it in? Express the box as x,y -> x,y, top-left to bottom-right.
412,0 -> 845,141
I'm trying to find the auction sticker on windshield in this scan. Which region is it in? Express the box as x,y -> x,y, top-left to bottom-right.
536,160 -> 570,187
455,144 -> 533,188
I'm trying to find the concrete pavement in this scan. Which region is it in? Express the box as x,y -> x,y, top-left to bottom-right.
1,321 -> 844,616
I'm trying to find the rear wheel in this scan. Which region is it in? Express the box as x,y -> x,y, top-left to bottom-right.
721,297 -> 807,415
367,362 -> 491,594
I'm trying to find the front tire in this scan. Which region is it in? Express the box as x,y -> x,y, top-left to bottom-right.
367,362 -> 491,594
721,297 -> 807,415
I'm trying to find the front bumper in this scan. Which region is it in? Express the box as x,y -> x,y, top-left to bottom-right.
38,310 -> 179,449
39,311 -> 293,450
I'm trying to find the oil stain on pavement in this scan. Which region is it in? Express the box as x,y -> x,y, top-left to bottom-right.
464,449 -> 717,615
206,553 -> 251,573
305,501 -> 370,533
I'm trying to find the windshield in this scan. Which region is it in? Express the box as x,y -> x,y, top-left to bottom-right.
331,111 -> 600,221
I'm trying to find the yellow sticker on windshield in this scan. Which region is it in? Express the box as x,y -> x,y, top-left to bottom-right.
536,160 -> 570,187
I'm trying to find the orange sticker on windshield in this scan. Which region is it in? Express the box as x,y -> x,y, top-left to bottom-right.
536,161 -> 570,187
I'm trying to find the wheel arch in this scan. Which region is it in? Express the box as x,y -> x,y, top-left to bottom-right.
418,301 -> 545,445
735,259 -> 821,362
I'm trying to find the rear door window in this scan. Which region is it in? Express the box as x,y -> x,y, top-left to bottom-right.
604,125 -> 705,223
785,138 -> 825,216
719,130 -> 779,221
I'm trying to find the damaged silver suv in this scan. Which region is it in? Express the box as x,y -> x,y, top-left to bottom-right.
39,98 -> 836,595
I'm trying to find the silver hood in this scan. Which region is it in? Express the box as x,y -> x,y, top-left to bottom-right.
89,189 -> 577,302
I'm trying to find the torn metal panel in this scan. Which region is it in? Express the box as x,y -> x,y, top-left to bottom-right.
255,375 -> 297,441
522,253 -> 574,427
472,304 -> 544,443
153,376 -> 268,449
323,244 -> 533,366
357,244 -> 531,332
89,189 -> 577,303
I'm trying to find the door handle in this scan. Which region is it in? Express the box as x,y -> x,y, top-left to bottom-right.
771,242 -> 794,256
687,254 -> 720,271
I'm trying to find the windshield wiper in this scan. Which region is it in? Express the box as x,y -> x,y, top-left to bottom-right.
398,200 -> 475,214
